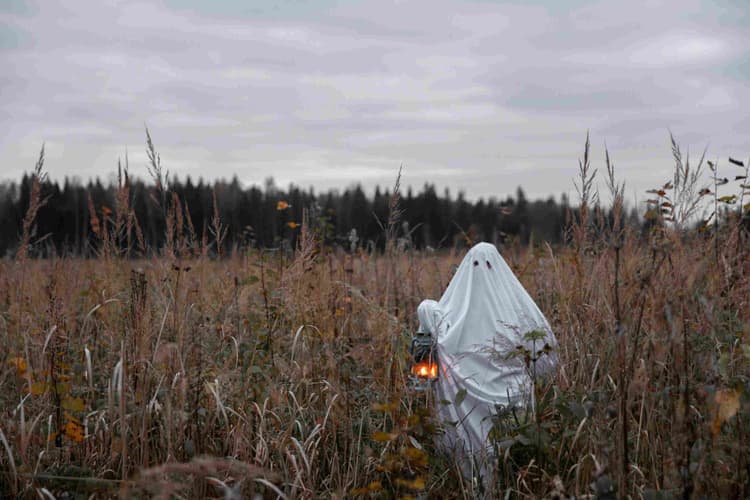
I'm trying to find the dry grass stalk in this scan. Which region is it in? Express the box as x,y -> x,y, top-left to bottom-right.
16,145 -> 48,261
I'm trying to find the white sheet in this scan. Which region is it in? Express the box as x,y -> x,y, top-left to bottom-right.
417,242 -> 557,483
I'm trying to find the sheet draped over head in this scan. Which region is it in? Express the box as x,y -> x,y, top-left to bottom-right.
417,242 -> 557,483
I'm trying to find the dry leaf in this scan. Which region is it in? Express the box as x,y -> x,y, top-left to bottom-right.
372,431 -> 399,442
371,402 -> 398,412
7,357 -> 27,376
63,420 -> 85,443
29,381 -> 46,395
712,388 -> 741,435
395,476 -> 426,491
403,447 -> 428,467
367,480 -> 382,492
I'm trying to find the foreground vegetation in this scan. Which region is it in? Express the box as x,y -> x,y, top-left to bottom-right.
1,135 -> 749,498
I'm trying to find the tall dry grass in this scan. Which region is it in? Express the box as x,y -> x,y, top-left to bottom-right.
1,134 -> 749,498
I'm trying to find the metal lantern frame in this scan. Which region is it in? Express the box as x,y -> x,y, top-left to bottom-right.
409,329 -> 438,391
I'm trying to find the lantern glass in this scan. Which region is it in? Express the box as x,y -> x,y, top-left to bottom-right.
411,360 -> 438,379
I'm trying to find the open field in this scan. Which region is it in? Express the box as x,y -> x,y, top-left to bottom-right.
2,233 -> 749,497
1,147 -> 750,498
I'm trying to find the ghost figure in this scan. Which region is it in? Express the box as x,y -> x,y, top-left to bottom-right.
417,242 -> 557,486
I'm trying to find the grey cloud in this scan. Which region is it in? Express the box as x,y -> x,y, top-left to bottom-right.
724,52 -> 750,81
0,24 -> 29,50
505,85 -> 653,112
0,0 -> 36,16
1,0 -> 748,202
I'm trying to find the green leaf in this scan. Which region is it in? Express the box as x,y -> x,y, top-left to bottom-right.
644,209 -> 659,220
62,396 -> 86,412
55,382 -> 71,395
567,401 -> 586,420
523,329 -> 547,341
515,434 -> 532,446
242,275 -> 260,285
454,388 -> 467,406
718,353 -> 730,380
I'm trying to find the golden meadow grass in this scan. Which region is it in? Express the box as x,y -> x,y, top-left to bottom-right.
1,137 -> 749,498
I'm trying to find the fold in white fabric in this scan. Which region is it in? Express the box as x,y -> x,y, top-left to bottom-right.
417,242 -> 557,483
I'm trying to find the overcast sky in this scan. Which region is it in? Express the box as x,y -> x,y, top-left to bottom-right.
1,0 -> 748,201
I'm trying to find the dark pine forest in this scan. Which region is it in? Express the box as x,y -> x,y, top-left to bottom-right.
0,169 -> 639,258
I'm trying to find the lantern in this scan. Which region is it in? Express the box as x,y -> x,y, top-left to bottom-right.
409,330 -> 438,391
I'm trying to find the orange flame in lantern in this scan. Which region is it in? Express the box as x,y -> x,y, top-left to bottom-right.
411,361 -> 438,379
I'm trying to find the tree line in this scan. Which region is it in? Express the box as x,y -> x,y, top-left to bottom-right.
0,170 -> 640,258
